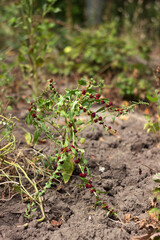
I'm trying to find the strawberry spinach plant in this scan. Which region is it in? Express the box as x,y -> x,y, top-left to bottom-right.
25,77 -> 142,217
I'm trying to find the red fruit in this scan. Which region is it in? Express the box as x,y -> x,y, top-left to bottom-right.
95,93 -> 100,99
30,102 -> 33,105
82,90 -> 86,95
57,156 -> 61,160
54,163 -> 57,168
74,158 -> 81,164
85,184 -> 89,188
79,106 -> 83,109
94,119 -> 98,123
28,107 -> 31,111
104,205 -> 109,209
106,104 -> 109,107
50,78 -> 53,83
71,145 -> 75,148
108,126 -> 111,130
79,173 -> 87,178
73,129 -> 77,133
101,100 -> 105,104
61,148 -> 64,151
120,111 -> 123,114
88,184 -> 92,188
91,112 -> 96,118
99,122 -> 104,125
68,123 -> 72,128
90,189 -> 96,194
60,161 -> 64,165
115,108 -> 119,111
98,116 -> 102,121
89,94 -> 94,98
109,101 -> 113,106
32,113 -> 37,118
83,108 -> 86,112
82,173 -> 87,177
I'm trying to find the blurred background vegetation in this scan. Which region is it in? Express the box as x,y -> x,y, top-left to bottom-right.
0,0 -> 160,108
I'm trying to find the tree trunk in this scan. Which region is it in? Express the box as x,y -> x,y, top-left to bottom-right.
85,0 -> 104,26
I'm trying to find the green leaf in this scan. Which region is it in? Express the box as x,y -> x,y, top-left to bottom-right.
46,182 -> 52,188
25,132 -> 32,145
153,187 -> 160,194
62,155 -> 74,183
25,113 -> 32,125
31,208 -> 37,212
153,173 -> 160,183
81,156 -> 88,165
60,110 -> 67,118
13,184 -> 22,193
96,106 -> 105,113
147,95 -> 159,103
112,116 -> 115,123
33,129 -> 41,145
80,137 -> 85,144
148,208 -> 160,219
76,119 -> 84,125
86,166 -> 90,176
71,100 -> 78,111
78,79 -> 87,86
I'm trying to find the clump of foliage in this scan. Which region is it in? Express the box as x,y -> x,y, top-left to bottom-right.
9,0 -> 61,96
47,22 -> 152,100
50,22 -> 150,77
144,65 -> 160,136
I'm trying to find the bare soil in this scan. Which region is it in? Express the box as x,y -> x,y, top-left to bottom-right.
0,108 -> 160,240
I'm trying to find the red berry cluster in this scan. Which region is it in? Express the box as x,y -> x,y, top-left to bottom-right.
79,172 -> 87,178
28,102 -> 40,120
114,107 -> 128,115
82,90 -> 102,101
74,158 -> 81,164
68,123 -> 73,128
49,78 -> 55,90
90,112 -> 112,130
61,145 -> 79,154
78,172 -> 114,214
61,147 -> 71,153
79,91 -> 115,131
106,101 -> 113,107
